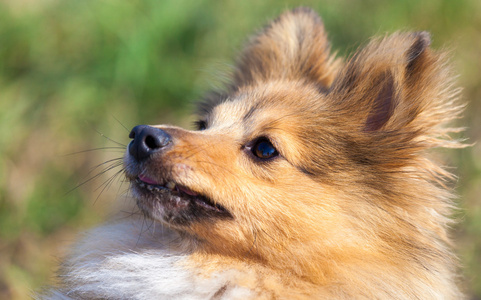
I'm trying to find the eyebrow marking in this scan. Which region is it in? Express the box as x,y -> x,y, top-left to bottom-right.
243,102 -> 261,122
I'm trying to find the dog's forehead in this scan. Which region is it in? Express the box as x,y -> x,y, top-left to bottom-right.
209,98 -> 297,132
209,81 -> 327,129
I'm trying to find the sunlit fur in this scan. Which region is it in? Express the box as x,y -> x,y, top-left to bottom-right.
40,7 -> 465,299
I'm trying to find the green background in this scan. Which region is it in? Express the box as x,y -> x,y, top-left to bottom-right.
0,0 -> 480,298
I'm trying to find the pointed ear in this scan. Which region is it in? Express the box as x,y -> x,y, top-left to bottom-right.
329,32 -> 461,136
233,7 -> 340,89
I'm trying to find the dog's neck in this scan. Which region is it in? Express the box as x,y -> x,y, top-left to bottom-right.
40,216 -> 460,300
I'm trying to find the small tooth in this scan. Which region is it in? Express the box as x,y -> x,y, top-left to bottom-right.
166,182 -> 176,190
139,183 -> 145,188
147,185 -> 153,191
153,187 -> 160,192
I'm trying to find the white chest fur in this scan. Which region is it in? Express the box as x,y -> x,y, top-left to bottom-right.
38,219 -> 253,300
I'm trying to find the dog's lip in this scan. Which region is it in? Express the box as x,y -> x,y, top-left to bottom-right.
137,175 -> 199,197
131,174 -> 230,218
138,174 -> 160,185
177,185 -> 199,196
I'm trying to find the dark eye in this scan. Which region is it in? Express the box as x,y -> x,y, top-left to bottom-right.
195,120 -> 207,131
252,139 -> 278,160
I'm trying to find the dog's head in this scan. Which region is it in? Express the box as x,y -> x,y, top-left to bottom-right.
124,8 -> 462,278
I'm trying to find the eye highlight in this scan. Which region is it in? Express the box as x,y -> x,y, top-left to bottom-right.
251,138 -> 278,160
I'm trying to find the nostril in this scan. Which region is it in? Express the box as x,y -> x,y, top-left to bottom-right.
145,135 -> 159,149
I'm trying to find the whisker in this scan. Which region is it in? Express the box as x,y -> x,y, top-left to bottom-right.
63,147 -> 126,156
88,158 -> 124,174
93,128 -> 127,147
66,160 -> 123,195
93,168 -> 125,205
119,209 -> 143,219
111,114 -> 131,133
114,170 -> 128,197
183,144 -> 210,160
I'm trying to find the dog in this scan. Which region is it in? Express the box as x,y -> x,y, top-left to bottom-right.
40,7 -> 465,299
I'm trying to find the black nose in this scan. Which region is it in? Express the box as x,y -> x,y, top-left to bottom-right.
128,125 -> 172,161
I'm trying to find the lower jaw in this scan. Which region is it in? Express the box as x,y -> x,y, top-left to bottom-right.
132,184 -> 195,226
130,178 -> 233,224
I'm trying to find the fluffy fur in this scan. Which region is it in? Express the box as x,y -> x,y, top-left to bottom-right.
39,8 -> 465,299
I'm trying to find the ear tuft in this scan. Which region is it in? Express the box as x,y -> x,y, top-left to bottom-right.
406,32 -> 431,75
232,7 -> 340,89
329,31 -> 462,140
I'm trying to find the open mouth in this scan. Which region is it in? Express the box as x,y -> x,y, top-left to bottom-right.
131,174 -> 232,225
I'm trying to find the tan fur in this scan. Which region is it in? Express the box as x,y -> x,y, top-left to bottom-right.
45,7 -> 465,299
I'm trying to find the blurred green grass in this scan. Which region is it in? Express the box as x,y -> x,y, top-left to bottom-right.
0,0 -> 480,298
